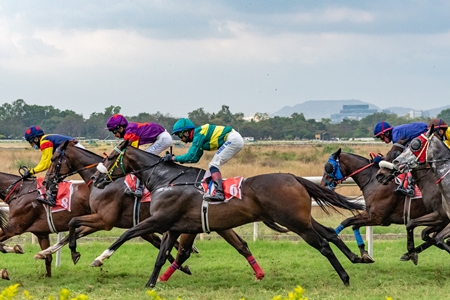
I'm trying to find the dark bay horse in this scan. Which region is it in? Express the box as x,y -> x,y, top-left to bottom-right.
392,131 -> 450,251
92,141 -> 368,287
321,148 -> 428,262
0,171 -> 91,277
376,138 -> 449,264
36,141 -> 269,281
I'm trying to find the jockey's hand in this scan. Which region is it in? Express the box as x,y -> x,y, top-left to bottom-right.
373,155 -> 383,164
22,170 -> 32,179
163,153 -> 174,162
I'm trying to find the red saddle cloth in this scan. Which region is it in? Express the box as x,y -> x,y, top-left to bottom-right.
36,178 -> 74,212
124,174 -> 151,202
201,176 -> 244,202
395,173 -> 422,199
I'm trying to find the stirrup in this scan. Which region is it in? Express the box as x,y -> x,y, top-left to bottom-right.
37,195 -> 56,207
203,192 -> 225,202
125,187 -> 143,198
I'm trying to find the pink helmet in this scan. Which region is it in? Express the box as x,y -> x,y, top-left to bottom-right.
106,114 -> 128,130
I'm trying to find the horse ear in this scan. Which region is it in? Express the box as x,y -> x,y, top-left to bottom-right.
331,148 -> 341,159
427,126 -> 435,137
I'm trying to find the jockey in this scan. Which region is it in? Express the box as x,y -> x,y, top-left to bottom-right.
427,118 -> 450,148
373,121 -> 428,145
169,118 -> 244,201
373,121 -> 428,197
23,125 -> 85,206
106,114 -> 172,197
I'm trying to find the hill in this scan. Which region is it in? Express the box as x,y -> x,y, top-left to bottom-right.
272,100 -> 450,120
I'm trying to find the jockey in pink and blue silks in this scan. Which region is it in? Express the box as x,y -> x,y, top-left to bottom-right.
106,114 -> 173,197
373,121 -> 428,197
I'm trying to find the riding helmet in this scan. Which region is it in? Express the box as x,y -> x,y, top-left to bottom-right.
373,121 -> 392,137
24,126 -> 45,142
172,118 -> 195,135
106,114 -> 128,131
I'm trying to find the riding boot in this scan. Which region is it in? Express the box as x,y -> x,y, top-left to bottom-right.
37,190 -> 56,206
125,179 -> 143,198
204,172 -> 225,202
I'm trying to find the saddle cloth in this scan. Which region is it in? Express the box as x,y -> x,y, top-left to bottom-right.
124,174 -> 151,202
395,173 -> 422,199
201,176 -> 244,202
36,178 -> 74,212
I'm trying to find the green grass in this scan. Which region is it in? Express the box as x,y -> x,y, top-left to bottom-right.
1,238 -> 449,300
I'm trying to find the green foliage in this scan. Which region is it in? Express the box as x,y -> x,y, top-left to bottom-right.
0,99 -> 442,141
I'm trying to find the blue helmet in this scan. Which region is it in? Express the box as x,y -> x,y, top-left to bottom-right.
24,126 -> 45,142
172,118 -> 195,135
373,121 -> 392,137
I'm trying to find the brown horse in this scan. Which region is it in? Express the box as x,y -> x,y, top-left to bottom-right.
375,139 -> 449,264
321,148 -> 429,262
91,141 -> 368,287
36,140 -> 270,281
0,170 -> 91,277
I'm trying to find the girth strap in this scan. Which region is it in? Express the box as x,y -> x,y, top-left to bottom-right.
201,200 -> 211,234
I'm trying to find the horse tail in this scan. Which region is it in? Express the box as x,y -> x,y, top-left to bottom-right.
293,175 -> 364,215
0,208 -> 8,229
263,221 -> 289,233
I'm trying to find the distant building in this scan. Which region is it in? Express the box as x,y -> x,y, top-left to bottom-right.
408,110 -> 429,118
330,104 -> 378,124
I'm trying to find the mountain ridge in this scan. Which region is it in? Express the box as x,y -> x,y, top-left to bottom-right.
271,99 -> 450,120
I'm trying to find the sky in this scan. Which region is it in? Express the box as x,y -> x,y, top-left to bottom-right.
1,1 -> 450,119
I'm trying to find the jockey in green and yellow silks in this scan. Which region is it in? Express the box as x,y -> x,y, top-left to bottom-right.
169,118 -> 244,202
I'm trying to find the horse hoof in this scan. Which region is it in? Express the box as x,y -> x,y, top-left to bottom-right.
90,260 -> 103,267
71,252 -> 81,265
1,269 -> 9,280
362,254 -> 375,264
145,282 -> 156,288
191,245 -> 200,254
179,265 -> 192,275
399,253 -> 411,261
411,253 -> 419,265
34,253 -> 46,260
13,245 -> 24,254
255,273 -> 265,281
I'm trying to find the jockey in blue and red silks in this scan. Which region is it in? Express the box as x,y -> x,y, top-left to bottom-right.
374,121 -> 428,196
106,114 -> 173,197
23,125 -> 85,206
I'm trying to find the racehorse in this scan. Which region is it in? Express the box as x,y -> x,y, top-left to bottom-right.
91,140 -> 368,287
321,148 -> 428,262
36,140 -> 269,281
390,130 -> 450,252
0,170 -> 91,277
375,138 -> 449,264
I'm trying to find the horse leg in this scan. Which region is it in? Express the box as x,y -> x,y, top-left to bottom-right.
433,223 -> 450,253
90,215 -> 167,267
289,221 -> 350,286
36,235 -> 52,278
35,225 -> 97,259
146,231 -> 180,288
159,233 -> 197,281
141,233 -> 192,276
403,212 -> 443,265
68,214 -> 114,264
216,229 -> 264,280
0,230 -> 25,254
311,218 -> 374,264
334,212 -> 374,260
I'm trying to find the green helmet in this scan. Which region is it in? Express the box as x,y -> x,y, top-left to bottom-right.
172,118 -> 195,135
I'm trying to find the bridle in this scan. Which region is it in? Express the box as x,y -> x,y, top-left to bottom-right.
324,154 -> 374,190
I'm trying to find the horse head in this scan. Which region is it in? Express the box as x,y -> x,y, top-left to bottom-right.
375,138 -> 409,185
322,148 -> 343,190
